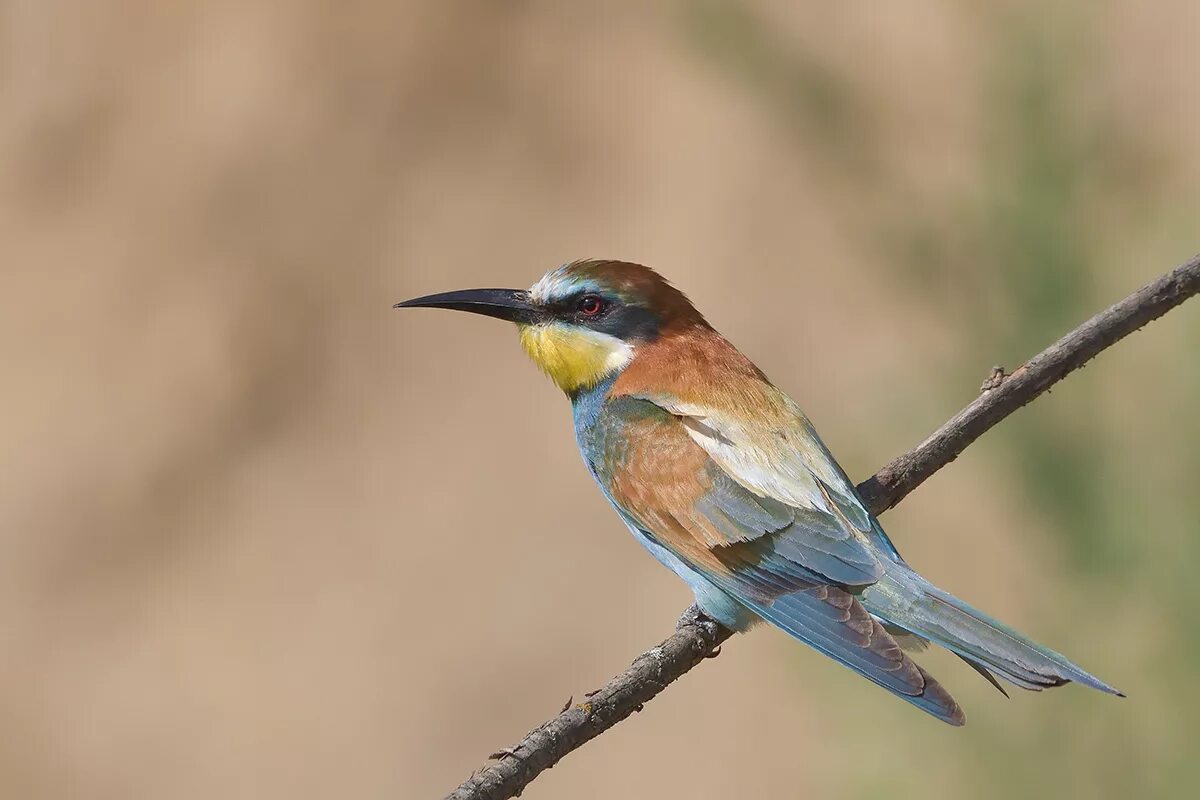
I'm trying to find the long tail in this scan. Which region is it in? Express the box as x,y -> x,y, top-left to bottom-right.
736,584 -> 966,725
863,566 -> 1123,696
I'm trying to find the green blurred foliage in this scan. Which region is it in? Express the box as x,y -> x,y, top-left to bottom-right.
685,2 -> 1199,798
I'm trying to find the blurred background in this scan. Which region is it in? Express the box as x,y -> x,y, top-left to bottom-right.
1,1 -> 1197,798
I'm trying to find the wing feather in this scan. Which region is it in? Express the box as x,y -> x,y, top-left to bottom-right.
633,391 -> 909,563
588,395 -> 964,724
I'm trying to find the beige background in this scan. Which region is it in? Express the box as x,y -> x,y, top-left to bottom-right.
2,2 -> 1198,798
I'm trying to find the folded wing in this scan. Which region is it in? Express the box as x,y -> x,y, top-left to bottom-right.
589,395 -> 964,725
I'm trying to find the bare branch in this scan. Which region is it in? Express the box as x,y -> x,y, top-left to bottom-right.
857,253 -> 1200,512
446,253 -> 1200,800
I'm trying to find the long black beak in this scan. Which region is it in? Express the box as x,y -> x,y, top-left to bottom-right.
393,288 -> 540,324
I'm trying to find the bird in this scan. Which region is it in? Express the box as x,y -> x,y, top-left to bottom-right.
395,259 -> 1122,725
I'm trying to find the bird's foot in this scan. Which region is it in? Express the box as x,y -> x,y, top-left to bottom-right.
676,604 -> 721,640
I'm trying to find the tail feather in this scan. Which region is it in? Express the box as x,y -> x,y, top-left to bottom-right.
736,584 -> 967,725
881,618 -> 1008,696
955,654 -> 1010,698
864,568 -> 1123,697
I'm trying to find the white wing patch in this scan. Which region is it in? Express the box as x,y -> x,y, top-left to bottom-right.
677,412 -> 832,513
637,392 -> 868,531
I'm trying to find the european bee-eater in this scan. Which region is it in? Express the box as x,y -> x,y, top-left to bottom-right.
397,260 -> 1121,725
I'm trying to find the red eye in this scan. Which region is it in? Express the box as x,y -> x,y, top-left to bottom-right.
578,295 -> 604,317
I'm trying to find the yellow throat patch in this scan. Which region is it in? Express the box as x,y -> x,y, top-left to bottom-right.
519,323 -> 634,394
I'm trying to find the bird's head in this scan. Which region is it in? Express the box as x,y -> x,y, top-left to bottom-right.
396,260 -> 707,395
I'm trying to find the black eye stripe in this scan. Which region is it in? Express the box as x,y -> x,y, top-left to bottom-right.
547,292 -> 611,317
541,292 -> 662,342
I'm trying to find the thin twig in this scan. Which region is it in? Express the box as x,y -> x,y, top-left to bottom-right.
857,254 -> 1200,513
446,253 -> 1200,800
